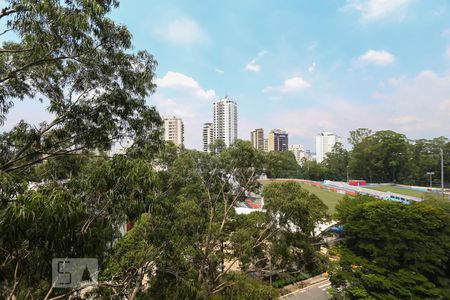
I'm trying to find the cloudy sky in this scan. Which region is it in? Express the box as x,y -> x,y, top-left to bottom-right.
4,0 -> 450,150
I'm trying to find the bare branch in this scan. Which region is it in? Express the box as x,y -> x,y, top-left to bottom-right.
0,7 -> 16,19
6,261 -> 19,300
0,28 -> 13,36
0,47 -> 34,54
2,147 -> 86,173
0,55 -> 80,83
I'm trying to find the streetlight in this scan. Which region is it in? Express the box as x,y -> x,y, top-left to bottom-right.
441,149 -> 444,198
347,165 -> 349,183
426,172 -> 435,188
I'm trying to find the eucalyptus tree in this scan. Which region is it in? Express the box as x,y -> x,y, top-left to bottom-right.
0,0 -> 162,173
100,141 -> 278,299
0,154 -> 164,299
263,181 -> 330,274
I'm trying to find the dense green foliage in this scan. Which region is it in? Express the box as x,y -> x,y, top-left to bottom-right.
330,196 -> 450,299
303,129 -> 449,186
0,140 -> 333,299
263,150 -> 301,178
262,182 -> 330,276
1,1 -> 449,299
0,0 -> 162,174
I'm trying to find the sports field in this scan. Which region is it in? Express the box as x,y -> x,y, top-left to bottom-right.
260,180 -> 344,213
366,185 -> 426,198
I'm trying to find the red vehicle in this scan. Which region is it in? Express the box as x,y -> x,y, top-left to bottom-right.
348,180 -> 367,186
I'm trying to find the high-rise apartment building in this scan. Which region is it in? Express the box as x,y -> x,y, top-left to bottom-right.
163,116 -> 184,146
267,129 -> 288,152
250,128 -> 264,151
289,144 -> 305,165
213,97 -> 237,148
263,139 -> 268,152
316,131 -> 342,163
202,123 -> 214,152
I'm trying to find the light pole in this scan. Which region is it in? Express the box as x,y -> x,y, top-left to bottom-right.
441,148 -> 444,198
346,165 -> 349,183
426,172 -> 434,188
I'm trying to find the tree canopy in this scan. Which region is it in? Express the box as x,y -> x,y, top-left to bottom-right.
330,195 -> 450,299
0,0 -> 162,174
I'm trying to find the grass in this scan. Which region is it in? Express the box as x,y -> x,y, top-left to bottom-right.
366,185 -> 427,198
297,183 -> 343,213
260,180 -> 344,213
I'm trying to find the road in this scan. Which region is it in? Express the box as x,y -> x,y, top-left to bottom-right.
281,279 -> 331,300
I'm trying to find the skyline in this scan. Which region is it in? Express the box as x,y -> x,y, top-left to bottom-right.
2,0 -> 450,150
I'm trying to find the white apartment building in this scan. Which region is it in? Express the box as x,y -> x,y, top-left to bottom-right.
202,122 -> 214,152
163,116 -> 184,146
316,132 -> 342,163
289,144 -> 305,165
213,97 -> 237,148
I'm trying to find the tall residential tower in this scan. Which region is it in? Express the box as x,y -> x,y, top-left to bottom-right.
289,144 -> 305,165
315,131 -> 341,163
202,123 -> 214,152
163,116 -> 184,146
267,129 -> 289,152
250,128 -> 264,151
213,97 -> 237,148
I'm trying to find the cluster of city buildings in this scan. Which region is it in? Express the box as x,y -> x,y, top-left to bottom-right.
161,97 -> 342,164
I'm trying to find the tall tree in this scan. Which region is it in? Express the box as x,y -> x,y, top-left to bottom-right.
349,130 -> 411,182
330,196 -> 450,299
411,137 -> 449,186
0,155 -> 163,299
263,181 -> 330,274
322,142 -> 349,181
300,158 -> 327,181
348,128 -> 372,147
0,0 -> 162,173
263,151 -> 301,179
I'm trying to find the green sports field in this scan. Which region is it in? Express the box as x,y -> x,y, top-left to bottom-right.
260,180 -> 344,213
366,185 -> 426,198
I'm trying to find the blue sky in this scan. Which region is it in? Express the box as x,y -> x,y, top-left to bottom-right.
3,0 -> 450,150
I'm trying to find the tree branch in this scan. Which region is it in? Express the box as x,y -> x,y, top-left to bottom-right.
0,7 -> 16,19
0,28 -> 13,36
6,261 -> 19,300
0,55 -> 79,83
0,47 -> 34,54
2,147 -> 86,173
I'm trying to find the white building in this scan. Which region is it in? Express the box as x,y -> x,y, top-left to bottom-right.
163,116 -> 184,146
289,144 -> 305,165
213,97 -> 237,148
202,122 -> 214,152
316,132 -> 342,163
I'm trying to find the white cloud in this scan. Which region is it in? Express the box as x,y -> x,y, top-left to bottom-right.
214,68 -> 224,74
271,70 -> 450,149
155,71 -> 215,100
263,76 -> 311,93
391,115 -> 421,125
372,70 -> 450,133
442,28 -> 450,37
151,72 -> 217,149
245,60 -> 261,72
342,0 -> 412,21
154,17 -> 207,45
358,50 -> 395,66
245,50 -> 268,72
308,62 -> 317,73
